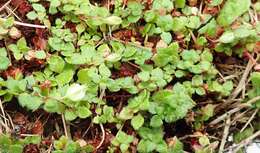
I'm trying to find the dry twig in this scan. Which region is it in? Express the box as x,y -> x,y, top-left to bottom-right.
61,114 -> 71,138
96,124 -> 105,150
0,17 -> 47,28
0,0 -> 11,12
240,109 -> 259,132
218,117 -> 231,153
210,96 -> 260,125
230,58 -> 255,99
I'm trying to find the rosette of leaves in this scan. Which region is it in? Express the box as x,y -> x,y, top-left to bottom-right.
149,83 -> 195,124
216,24 -> 260,56
137,127 -> 185,153
0,134 -> 41,153
47,0 -> 122,27
48,23 -> 76,56
7,80 -> 92,121
111,131 -> 134,153
8,37 -> 30,60
121,1 -> 144,26
121,44 -> 152,66
27,3 -> 49,25
8,37 -> 47,61
0,17 -> 15,40
53,136 -> 94,153
118,90 -> 150,121
137,67 -> 172,91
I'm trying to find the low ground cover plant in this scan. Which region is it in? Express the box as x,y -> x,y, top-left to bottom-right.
0,0 -> 260,152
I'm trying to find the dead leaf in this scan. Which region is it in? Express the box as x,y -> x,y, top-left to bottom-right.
31,120 -> 44,135
13,112 -> 27,125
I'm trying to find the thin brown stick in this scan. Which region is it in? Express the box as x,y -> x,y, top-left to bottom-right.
230,58 -> 255,99
6,113 -> 14,129
46,143 -> 53,153
210,96 -> 260,125
96,88 -> 106,150
218,117 -> 230,153
61,114 -> 68,138
0,17 -> 47,28
0,100 -> 10,133
240,109 -> 259,132
0,0 -> 11,12
5,6 -> 22,21
96,124 -> 105,150
82,122 -> 92,137
231,109 -> 250,125
20,134 -> 39,137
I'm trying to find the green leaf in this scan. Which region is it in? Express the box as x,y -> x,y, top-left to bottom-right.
0,48 -> 7,57
99,64 -> 111,78
27,11 -> 38,20
160,32 -> 172,44
186,16 -> 201,29
23,135 -> 41,144
76,107 -> 92,118
32,4 -> 46,12
0,57 -> 10,70
217,0 -> 251,26
120,143 -> 129,153
201,50 -> 213,62
138,71 -> 150,82
192,75 -> 203,86
144,11 -> 157,22
209,0 -> 223,6
65,53 -> 86,65
35,50 -> 46,59
65,84 -> 86,102
151,85 -> 194,122
50,0 -> 61,7
44,99 -> 64,113
131,114 -> 144,130
114,131 -> 134,144
150,115 -> 163,127
198,19 -> 217,37
172,17 -> 188,32
64,110 -> 77,121
175,0 -> 186,8
65,142 -> 80,153
200,104 -> 215,121
56,69 -> 74,86
199,135 -> 210,146
9,144 -> 23,153
152,0 -> 174,12
181,50 -> 200,63
219,31 -> 235,43
234,128 -> 253,143
3,17 -> 14,28
48,55 -> 65,73
168,137 -> 184,153
17,37 -> 29,52
251,72 -> 260,89
103,16 -> 122,25
153,42 -> 179,67
18,93 -> 43,111
195,87 -> 206,96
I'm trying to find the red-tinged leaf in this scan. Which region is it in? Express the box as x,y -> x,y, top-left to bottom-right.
13,112 -> 28,125
31,120 -> 44,135
23,144 -> 40,153
32,37 -> 47,50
